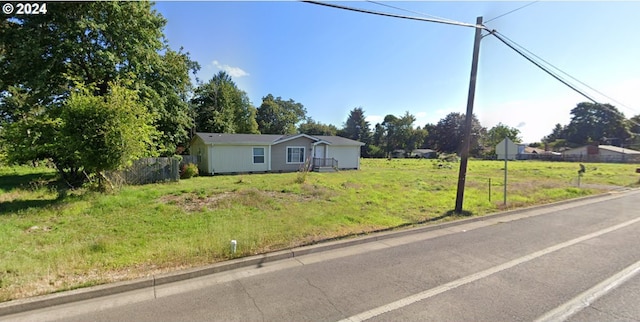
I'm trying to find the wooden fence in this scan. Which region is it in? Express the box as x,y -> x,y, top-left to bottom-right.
106,156 -> 199,185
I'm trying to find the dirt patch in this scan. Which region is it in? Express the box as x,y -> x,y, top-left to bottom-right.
158,188 -> 329,212
25,226 -> 52,233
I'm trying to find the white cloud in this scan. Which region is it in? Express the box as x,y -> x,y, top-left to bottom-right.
211,60 -> 249,78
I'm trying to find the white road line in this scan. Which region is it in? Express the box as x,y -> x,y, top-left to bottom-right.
535,259 -> 640,322
338,216 -> 640,322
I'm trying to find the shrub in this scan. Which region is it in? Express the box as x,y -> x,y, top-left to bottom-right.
181,163 -> 199,179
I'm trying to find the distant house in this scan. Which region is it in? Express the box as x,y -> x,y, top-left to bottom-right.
562,145 -> 640,163
517,146 -> 561,160
411,149 -> 437,159
189,133 -> 365,175
390,149 -> 407,158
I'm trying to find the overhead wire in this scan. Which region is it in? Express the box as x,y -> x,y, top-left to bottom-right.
490,31 -> 640,128
494,31 -> 638,115
490,31 -> 599,104
302,1 -> 639,127
302,1 -> 485,30
485,1 -> 539,23
366,1 -> 464,26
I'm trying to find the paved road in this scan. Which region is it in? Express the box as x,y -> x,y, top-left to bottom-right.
4,190 -> 640,322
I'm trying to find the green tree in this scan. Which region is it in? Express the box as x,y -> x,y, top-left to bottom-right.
565,102 -> 630,145
542,123 -> 567,143
0,82 -> 158,186
485,123 -> 521,155
61,83 -> 158,182
192,71 -> 259,134
375,112 -> 426,157
338,107 -> 371,142
431,112 -> 485,155
381,114 -> 399,157
298,118 -> 338,136
338,107 -> 372,156
628,114 -> 640,150
0,2 -> 198,154
256,94 -> 306,134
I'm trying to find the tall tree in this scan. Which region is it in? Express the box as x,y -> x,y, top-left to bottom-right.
0,2 -> 198,154
338,107 -> 372,156
486,122 -> 521,153
565,102 -> 630,145
1,82 -> 158,186
339,107 -> 371,142
431,112 -> 485,155
374,112 -> 426,157
298,118 -> 338,136
256,94 -> 306,134
191,71 -> 259,134
542,123 -> 567,143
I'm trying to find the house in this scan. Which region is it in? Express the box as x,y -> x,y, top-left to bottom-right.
390,149 -> 407,158
411,149 -> 437,159
189,133 -> 365,175
517,146 -> 562,160
562,145 -> 640,163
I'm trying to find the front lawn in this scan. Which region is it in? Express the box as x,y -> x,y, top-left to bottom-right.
1,159 -> 638,301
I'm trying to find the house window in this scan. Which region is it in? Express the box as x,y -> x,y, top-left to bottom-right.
253,147 -> 265,164
287,147 -> 305,164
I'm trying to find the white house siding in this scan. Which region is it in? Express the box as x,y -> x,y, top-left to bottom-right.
328,146 -> 360,169
271,137 -> 314,172
209,145 -> 270,174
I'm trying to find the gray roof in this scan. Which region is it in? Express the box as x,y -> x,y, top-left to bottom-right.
412,149 -> 436,154
194,133 -> 364,146
598,145 -> 640,154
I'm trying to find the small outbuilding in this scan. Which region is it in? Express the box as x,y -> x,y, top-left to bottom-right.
562,145 -> 640,163
189,133 -> 365,175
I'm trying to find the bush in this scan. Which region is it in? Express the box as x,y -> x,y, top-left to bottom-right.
181,163 -> 199,179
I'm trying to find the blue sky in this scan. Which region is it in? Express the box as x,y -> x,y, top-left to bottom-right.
154,1 -> 640,143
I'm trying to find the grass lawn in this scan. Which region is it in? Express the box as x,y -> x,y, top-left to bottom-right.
1,158 -> 638,301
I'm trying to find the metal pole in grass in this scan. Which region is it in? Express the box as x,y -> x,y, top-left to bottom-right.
489,178 -> 491,202
504,136 -> 508,206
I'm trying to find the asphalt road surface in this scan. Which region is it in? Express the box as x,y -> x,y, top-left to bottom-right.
5,190 -> 640,322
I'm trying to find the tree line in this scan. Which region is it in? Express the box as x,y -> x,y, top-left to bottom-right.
2,3 -> 638,188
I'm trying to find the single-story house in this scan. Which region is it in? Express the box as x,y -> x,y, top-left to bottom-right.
562,145 -> 640,163
411,149 -> 437,159
189,133 -> 365,175
517,146 -> 562,160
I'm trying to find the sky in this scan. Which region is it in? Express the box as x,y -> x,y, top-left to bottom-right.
153,1 -> 640,143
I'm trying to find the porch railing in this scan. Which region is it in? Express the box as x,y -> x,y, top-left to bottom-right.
312,157 -> 338,169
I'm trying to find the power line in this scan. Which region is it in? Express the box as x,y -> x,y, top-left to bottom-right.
302,1 -> 485,30
495,31 -> 638,115
366,1 -> 464,25
490,31 -> 640,129
490,32 -> 599,104
303,0 -> 639,125
485,1 -> 539,23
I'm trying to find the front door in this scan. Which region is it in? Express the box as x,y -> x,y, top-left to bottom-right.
315,145 -> 325,159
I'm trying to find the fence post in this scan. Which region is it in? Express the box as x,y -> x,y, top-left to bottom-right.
488,178 -> 491,202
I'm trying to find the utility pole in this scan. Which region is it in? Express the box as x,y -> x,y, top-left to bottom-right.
454,16 -> 483,214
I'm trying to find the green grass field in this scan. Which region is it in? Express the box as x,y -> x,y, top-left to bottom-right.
1,158 -> 638,301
